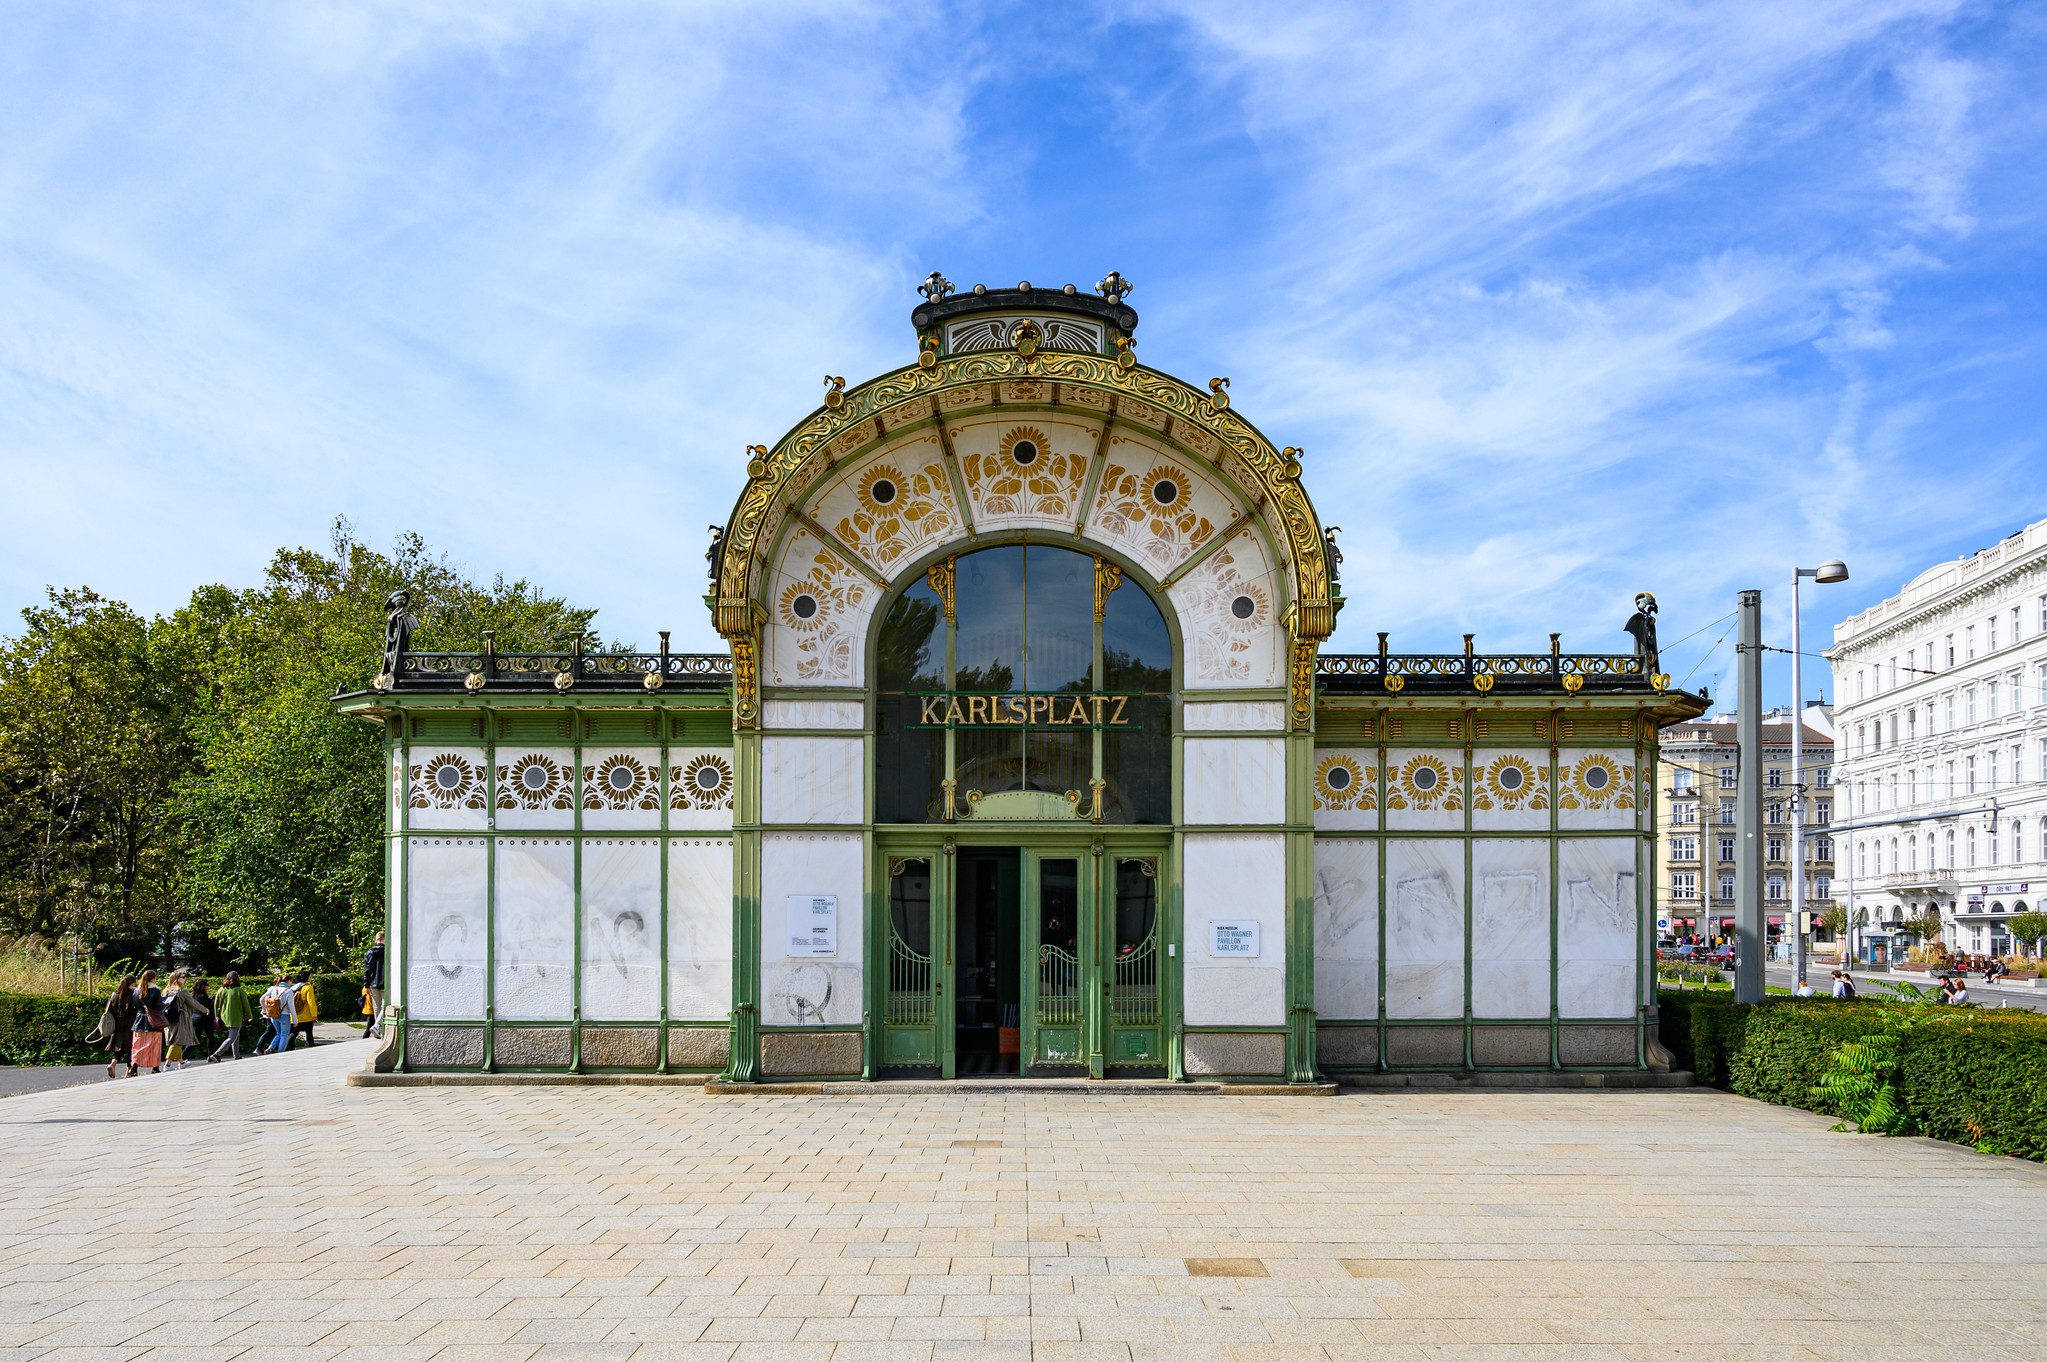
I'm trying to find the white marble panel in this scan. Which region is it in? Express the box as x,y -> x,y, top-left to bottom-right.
1471,840 -> 1552,1019
493,838 -> 575,1021
1087,436 -> 1240,581
1182,701 -> 1287,732
668,748 -> 736,832
407,746 -> 488,831
580,839 -> 661,1021
1312,839 -> 1379,1020
764,525 -> 880,688
1181,737 -> 1286,826
1167,528 -> 1285,690
581,747 -> 664,831
948,414 -> 1102,536
1558,839 -> 1639,1018
1181,834 -> 1287,1026
1384,839 -> 1466,1020
760,833 -> 865,1027
406,838 -> 486,1020
804,435 -> 959,577
763,699 -> 867,730
1312,749 -> 1380,832
760,736 -> 864,825
1469,751 -> 1553,832
1556,747 -> 1640,831
492,746 -> 578,831
668,838 -> 734,1020
1383,748 -> 1466,832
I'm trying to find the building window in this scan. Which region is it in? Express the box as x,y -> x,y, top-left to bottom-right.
1967,827 -> 1978,868
1990,824 -> 2000,865
2015,821 -> 2026,866
1718,804 -> 1735,825
1767,836 -> 1785,861
1672,872 -> 1697,898
1945,694 -> 1955,729
1816,874 -> 1832,898
1718,837 -> 1736,862
1990,615 -> 1999,650
1989,679 -> 1999,718
1907,835 -> 1917,871
1671,838 -> 1697,861
1857,841 -> 1868,876
1815,766 -> 1831,789
1968,626 -> 1977,660
1814,799 -> 1830,824
1815,836 -> 1832,861
1966,688 -> 1977,724
1718,874 -> 1735,900
1991,750 -> 2001,789
1674,802 -> 1696,825
1966,755 -> 1977,794
1767,802 -> 1784,826
1944,829 -> 1955,870
1767,875 -> 1785,901
1857,669 -> 1866,700
2039,596 -> 2047,633
1718,766 -> 1736,790
2013,605 -> 2022,640
1672,766 -> 1695,792
2014,744 -> 2024,784
1768,767 -> 1783,788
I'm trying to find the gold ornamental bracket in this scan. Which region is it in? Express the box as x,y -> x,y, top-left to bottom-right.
710,347 -> 1339,656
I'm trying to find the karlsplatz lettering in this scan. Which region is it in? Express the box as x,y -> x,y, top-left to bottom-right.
908,692 -> 1138,728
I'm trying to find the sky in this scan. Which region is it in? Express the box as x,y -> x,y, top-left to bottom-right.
3,1 -> 2044,710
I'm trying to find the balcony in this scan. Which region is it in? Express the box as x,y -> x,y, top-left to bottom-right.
1878,871 -> 1958,896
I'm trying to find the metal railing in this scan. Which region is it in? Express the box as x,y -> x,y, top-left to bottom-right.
388,631 -> 731,692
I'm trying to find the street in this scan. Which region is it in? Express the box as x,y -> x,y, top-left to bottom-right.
1761,964 -> 2047,1011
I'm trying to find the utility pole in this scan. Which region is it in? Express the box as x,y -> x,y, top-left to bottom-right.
1735,590 -> 1764,1003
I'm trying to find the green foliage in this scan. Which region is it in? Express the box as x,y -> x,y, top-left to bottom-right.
0,992 -> 105,1065
1818,905 -> 1847,937
1899,912 -> 1945,945
1660,991 -> 2047,1161
2006,912 -> 2047,957
0,521 -> 603,969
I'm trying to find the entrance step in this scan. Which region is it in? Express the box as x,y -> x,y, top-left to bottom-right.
706,1078 -> 1339,1096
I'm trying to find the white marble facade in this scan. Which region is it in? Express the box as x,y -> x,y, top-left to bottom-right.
1182,834 -> 1287,1026
406,838 -> 486,1020
580,839 -> 662,1021
493,838 -> 575,1021
1311,839 -> 1379,1020
668,838 -> 733,1020
1471,839 -> 1551,1019
1180,737 -> 1286,825
760,736 -> 864,825
759,832 -> 864,1027
1383,839 -> 1465,1019
1559,838 -> 1639,1018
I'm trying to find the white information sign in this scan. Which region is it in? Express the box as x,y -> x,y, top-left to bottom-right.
786,895 -> 838,957
1209,919 -> 1260,958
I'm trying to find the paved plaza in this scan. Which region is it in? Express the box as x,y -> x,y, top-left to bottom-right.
2,1044 -> 2045,1361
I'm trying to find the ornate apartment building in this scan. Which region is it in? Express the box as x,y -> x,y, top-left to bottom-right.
1830,517 -> 2047,960
1654,712 -> 1834,945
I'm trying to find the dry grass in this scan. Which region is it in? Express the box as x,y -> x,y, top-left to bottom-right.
0,937 -> 97,996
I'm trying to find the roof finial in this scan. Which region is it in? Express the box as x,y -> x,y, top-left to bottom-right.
918,271 -> 954,302
1096,270 -> 1133,304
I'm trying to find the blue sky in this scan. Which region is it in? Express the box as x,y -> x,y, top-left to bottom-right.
3,1 -> 2043,709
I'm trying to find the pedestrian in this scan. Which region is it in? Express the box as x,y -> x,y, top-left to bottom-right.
1831,970 -> 1856,1000
131,970 -> 167,1075
1947,976 -> 1970,1005
96,976 -> 138,1079
1794,978 -> 1813,998
261,975 -> 294,1053
163,971 -> 208,1071
208,972 -> 252,1062
191,977 -> 216,1058
291,968 -> 319,1047
362,930 -> 386,1039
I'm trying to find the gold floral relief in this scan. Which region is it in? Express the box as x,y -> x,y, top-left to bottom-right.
1384,752 -> 1464,812
496,753 -> 573,811
583,754 -> 659,812
962,426 -> 1089,524
1471,753 -> 1550,812
1177,536 -> 1274,685
1089,458 -> 1216,574
1313,753 -> 1376,812
775,540 -> 873,682
831,457 -> 959,573
670,753 -> 734,811
1558,752 -> 1635,811
410,753 -> 485,811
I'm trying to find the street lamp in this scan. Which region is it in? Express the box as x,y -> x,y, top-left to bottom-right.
1792,559 -> 1848,986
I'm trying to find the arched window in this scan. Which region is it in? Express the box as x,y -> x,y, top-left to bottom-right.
872,544 -> 1172,824
1944,829 -> 1955,870
1967,827 -> 1978,868
1907,835 -> 1917,871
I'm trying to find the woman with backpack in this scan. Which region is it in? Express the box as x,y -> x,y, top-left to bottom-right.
97,976 -> 138,1079
291,968 -> 319,1047
130,970 -> 167,1074
261,975 -> 294,1053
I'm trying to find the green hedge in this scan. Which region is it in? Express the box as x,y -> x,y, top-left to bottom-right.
1659,990 -> 2047,1160
0,972 -> 367,1067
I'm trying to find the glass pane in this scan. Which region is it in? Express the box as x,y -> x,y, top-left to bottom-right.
955,546 -> 1025,691
955,724 -> 1025,797
1103,694 -> 1171,823
888,858 -> 932,957
876,578 -> 945,692
1101,582 -> 1171,691
1025,724 -> 1090,795
1114,860 -> 1157,952
875,695 -> 944,821
1023,546 -> 1094,693
1039,859 -> 1079,956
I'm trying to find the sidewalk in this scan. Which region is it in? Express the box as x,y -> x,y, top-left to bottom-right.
0,1023 -> 370,1099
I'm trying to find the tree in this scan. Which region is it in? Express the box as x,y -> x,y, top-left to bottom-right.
2005,912 -> 2047,959
0,589 -> 197,947
1819,905 -> 1847,939
1899,911 -> 1945,948
173,521 -> 605,967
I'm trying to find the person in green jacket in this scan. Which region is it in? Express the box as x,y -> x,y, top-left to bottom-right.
206,972 -> 253,1062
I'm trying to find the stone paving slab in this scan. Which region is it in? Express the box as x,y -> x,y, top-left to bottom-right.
1,1042 -> 2044,1361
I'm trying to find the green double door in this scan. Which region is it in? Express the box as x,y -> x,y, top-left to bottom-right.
880,843 -> 1166,1078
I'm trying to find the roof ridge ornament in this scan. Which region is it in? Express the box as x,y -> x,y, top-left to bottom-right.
1096,270 -> 1133,304
918,271 -> 954,302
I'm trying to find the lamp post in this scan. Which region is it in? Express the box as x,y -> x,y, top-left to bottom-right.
1791,559 -> 1849,987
